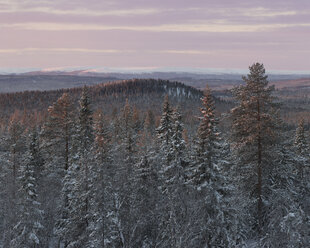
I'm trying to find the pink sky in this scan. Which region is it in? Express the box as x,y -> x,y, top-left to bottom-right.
0,0 -> 309,72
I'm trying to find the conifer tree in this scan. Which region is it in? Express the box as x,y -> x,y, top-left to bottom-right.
11,130 -> 44,247
121,99 -> 136,165
56,86 -> 94,247
42,92 -> 74,171
294,118 -> 309,156
8,115 -> 25,194
262,142 -> 310,247
113,99 -> 140,247
41,93 -> 75,244
190,86 -> 219,188
144,109 -> 156,135
3,114 -> 26,245
131,154 -> 160,247
171,107 -> 186,160
156,95 -> 174,164
231,63 -> 280,236
156,99 -> 190,247
87,110 -> 113,247
189,86 -> 238,247
77,86 -> 94,155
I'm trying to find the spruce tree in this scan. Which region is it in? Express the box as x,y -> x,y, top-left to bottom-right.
157,99 -> 189,247
190,86 -> 219,188
132,155 -> 159,247
262,142 -> 310,247
88,110 -> 113,247
3,115 -> 26,245
11,130 -> 44,247
189,86 -> 237,247
156,95 -> 174,165
294,118 -> 309,156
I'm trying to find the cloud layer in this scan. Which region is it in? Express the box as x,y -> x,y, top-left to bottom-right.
0,0 -> 309,71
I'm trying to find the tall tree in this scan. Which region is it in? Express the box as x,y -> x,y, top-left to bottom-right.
190,86 -> 218,187
3,113 -> 26,245
189,86 -> 238,247
156,98 -> 190,247
156,95 -> 174,164
41,93 -> 75,244
42,93 -> 75,171
87,109 -> 113,247
230,63 -> 280,236
57,86 -> 94,247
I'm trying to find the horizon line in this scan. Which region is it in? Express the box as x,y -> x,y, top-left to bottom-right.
0,66 -> 310,76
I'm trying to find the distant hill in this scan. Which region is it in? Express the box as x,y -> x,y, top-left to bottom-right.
0,74 -> 119,93
271,78 -> 310,89
0,79 -> 212,129
0,71 -> 309,93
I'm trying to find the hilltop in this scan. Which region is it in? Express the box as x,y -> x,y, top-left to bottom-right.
0,79 -> 222,133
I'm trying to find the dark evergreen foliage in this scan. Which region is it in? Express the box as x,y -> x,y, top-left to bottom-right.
0,70 -> 308,247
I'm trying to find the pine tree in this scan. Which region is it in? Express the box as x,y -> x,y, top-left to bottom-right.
230,63 -> 281,236
42,92 -> 75,171
41,93 -> 75,244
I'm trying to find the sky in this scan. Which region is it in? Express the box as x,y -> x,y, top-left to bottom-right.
0,0 -> 310,73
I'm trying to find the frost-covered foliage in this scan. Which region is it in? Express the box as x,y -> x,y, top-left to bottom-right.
188,86 -> 241,247
262,143 -> 310,247
294,118 -> 309,155
10,130 -> 44,248
0,66 -> 309,247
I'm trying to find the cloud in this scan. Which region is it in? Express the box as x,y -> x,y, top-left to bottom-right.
2,22 -> 310,33
159,50 -> 212,55
242,7 -> 297,17
0,6 -> 161,16
0,48 -> 135,54
211,7 -> 299,18
0,48 -> 215,55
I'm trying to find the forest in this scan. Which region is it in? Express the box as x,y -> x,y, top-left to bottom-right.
0,63 -> 309,247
